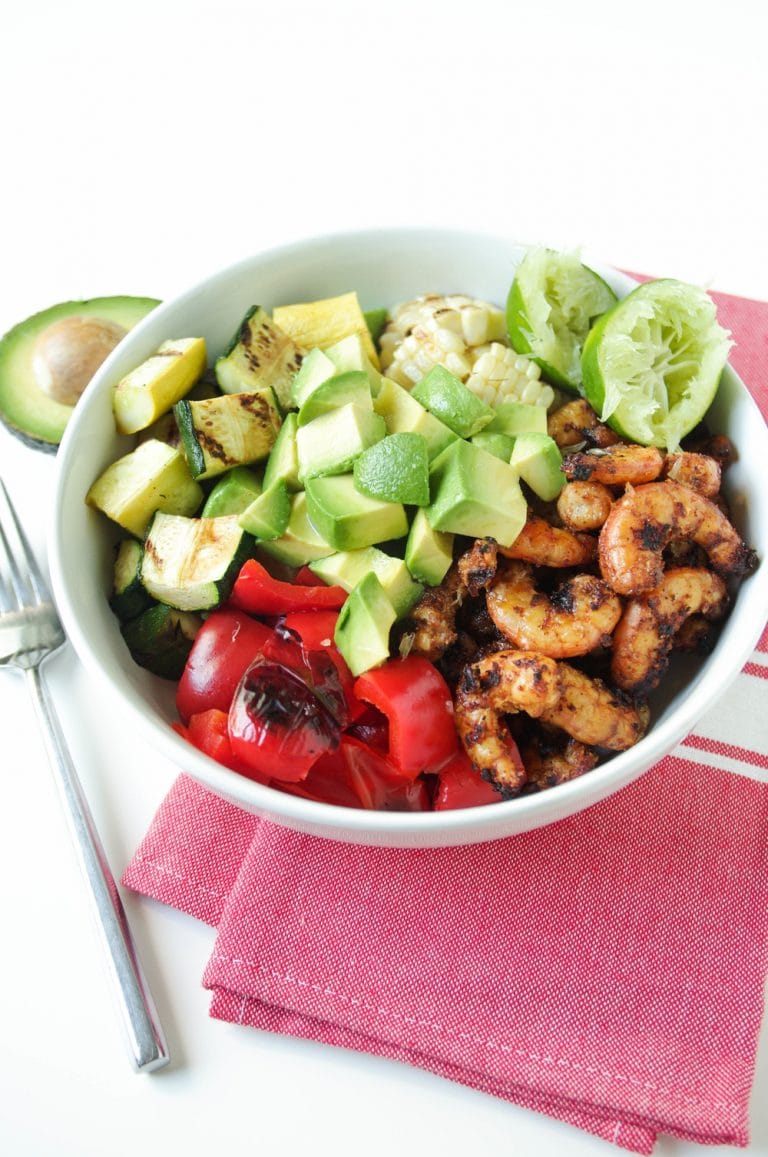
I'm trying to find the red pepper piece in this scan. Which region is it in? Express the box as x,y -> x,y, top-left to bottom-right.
353,656 -> 458,777
282,610 -> 364,722
293,565 -> 322,586
276,737 -> 431,811
433,751 -> 504,811
184,709 -> 271,783
176,608 -> 272,724
228,649 -> 343,783
230,559 -> 347,615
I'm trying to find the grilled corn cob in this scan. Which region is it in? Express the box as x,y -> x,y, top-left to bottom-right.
379,294 -> 555,409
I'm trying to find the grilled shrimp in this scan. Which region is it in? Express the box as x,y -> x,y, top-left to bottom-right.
487,561 -> 622,658
406,539 -> 499,662
561,444 -> 665,486
547,398 -> 622,450
673,615 -> 720,655
499,516 -> 597,567
611,568 -> 729,694
556,481 -> 614,531
684,432 -> 735,470
454,650 -> 646,794
519,730 -> 599,793
599,480 -> 755,596
662,451 -> 721,498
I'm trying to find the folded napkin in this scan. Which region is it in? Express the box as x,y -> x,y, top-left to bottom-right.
123,287 -> 768,1153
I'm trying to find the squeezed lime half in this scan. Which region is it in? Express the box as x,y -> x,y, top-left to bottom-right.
581,279 -> 732,451
506,248 -> 617,392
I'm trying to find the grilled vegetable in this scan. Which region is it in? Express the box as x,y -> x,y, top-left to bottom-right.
174,389 -> 282,480
273,292 -> 380,368
120,604 -> 202,679
379,293 -> 554,409
113,337 -> 207,434
215,306 -> 304,412
85,438 -> 204,537
141,512 -> 253,610
109,539 -> 154,622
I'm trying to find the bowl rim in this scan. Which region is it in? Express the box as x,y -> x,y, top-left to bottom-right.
49,227 -> 768,840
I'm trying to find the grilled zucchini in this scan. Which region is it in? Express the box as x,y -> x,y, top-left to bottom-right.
141,512 -> 253,611
215,306 -> 303,412
85,438 -> 204,537
174,390 -> 282,480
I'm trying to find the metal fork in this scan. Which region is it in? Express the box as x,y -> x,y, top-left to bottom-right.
0,478 -> 169,1073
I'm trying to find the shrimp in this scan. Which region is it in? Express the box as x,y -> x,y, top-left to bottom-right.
498,516 -> 597,567
519,730 -> 599,793
547,398 -> 622,450
487,561 -> 622,658
662,451 -> 721,498
406,539 -> 498,662
598,479 -> 755,596
673,614 -> 719,655
561,444 -> 665,486
611,568 -> 729,694
454,650 -> 646,794
684,432 -> 735,470
556,480 -> 614,531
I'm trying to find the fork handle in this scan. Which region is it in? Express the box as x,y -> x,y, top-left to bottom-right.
25,665 -> 170,1073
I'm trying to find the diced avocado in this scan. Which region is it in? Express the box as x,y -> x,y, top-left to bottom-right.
215,305 -> 303,412
427,440 -> 527,547
326,333 -> 382,394
310,546 -> 422,617
109,539 -> 154,622
510,432 -> 565,501
296,403 -> 386,482
238,479 -> 291,540
258,492 -> 334,567
297,370 -> 372,426
0,295 -> 159,452
113,337 -> 207,435
289,348 -> 337,409
411,365 -> 495,439
273,292 -> 380,369
485,400 -> 548,437
175,389 -> 282,480
404,508 -> 454,586
86,438 -> 203,538
334,573 -> 397,676
120,604 -> 202,680
363,307 -> 389,344
201,466 -> 263,518
304,474 -> 408,551
373,377 -> 457,460
352,432 -> 430,506
141,512 -> 253,611
262,410 -> 301,492
470,430 -> 515,461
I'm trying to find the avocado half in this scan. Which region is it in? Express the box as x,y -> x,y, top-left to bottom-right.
0,295 -> 160,452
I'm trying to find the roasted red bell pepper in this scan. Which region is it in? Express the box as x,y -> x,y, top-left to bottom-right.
282,610 -> 364,722
230,559 -> 347,615
353,656 -> 458,777
228,641 -> 345,783
184,708 -> 271,783
176,608 -> 272,724
433,750 -> 504,811
278,737 -> 431,811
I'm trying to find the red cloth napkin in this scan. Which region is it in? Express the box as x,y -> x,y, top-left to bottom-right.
123,287 -> 768,1154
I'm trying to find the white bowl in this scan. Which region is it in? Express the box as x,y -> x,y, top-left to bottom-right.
49,229 -> 768,847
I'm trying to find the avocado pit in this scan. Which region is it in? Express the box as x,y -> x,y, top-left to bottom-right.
32,315 -> 127,406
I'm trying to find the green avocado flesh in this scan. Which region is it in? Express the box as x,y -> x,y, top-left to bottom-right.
0,295 -> 159,451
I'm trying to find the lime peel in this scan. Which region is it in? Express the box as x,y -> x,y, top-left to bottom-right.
581,279 -> 732,451
506,248 -> 617,392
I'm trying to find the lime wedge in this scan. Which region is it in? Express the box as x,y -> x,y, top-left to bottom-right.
581,279 -> 732,451
506,248 -> 617,392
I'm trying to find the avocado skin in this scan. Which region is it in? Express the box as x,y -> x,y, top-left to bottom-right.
0,295 -> 160,452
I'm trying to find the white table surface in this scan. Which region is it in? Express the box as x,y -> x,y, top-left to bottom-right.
2,3 -> 767,1155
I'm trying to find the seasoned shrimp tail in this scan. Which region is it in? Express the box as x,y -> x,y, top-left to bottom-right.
599,479 -> 755,596
548,398 -> 622,450
562,444 -> 664,486
611,567 -> 729,694
487,561 -> 622,658
520,731 -> 599,793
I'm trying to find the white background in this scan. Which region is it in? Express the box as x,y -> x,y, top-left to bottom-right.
1,2 -> 767,1155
